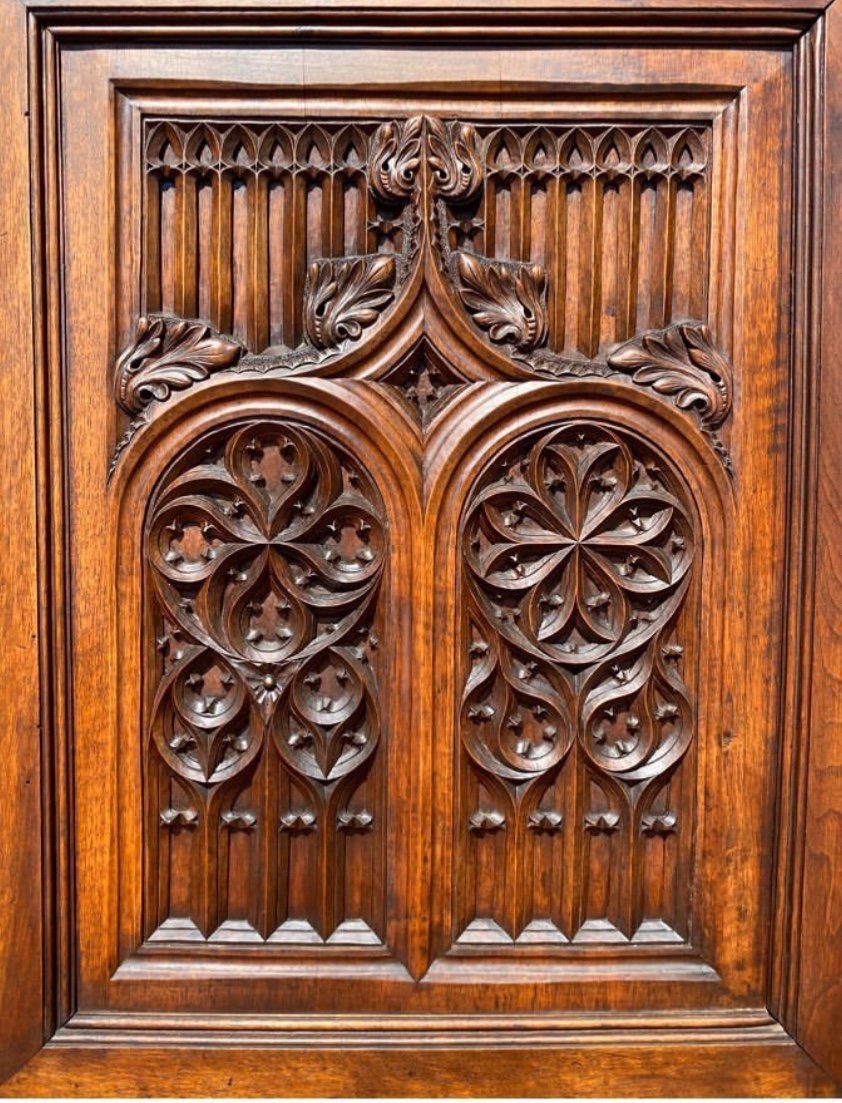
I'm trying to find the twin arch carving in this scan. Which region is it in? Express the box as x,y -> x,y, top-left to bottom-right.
124,111 -> 731,950
140,396 -> 707,949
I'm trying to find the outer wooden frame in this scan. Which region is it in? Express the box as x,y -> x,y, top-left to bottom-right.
1,0 -> 841,1095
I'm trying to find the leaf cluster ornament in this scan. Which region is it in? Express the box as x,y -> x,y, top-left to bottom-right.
607,322 -> 732,429
304,255 -> 397,349
455,252 -> 548,352
368,116 -> 424,203
115,315 -> 243,415
426,117 -> 483,202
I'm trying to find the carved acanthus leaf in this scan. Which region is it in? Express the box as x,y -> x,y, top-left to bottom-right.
304,255 -> 397,350
115,315 -> 243,416
368,116 -> 424,203
426,117 -> 483,202
455,252 -> 548,353
607,322 -> 732,430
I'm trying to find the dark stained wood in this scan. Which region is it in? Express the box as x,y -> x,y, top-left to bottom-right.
3,0 -> 842,1095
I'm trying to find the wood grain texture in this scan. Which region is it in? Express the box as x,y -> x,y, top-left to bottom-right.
788,0 -> 842,1083
5,0 -> 842,1095
0,0 -> 45,1084
2,1028 -> 837,1098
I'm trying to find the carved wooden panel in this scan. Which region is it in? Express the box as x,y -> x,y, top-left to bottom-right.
16,9 -> 840,1093
144,417 -> 388,944
113,110 -> 733,961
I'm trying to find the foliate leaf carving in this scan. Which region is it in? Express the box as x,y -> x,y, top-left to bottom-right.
455,252 -> 548,353
367,115 -> 483,204
115,315 -> 243,416
607,322 -> 732,430
368,116 -> 424,203
304,255 -> 397,350
426,116 -> 483,202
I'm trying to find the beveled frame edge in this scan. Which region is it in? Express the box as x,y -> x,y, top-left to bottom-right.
1,1023 -> 836,1098
5,0 -> 840,1095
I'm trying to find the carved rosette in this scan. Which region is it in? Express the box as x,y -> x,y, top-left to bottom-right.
147,420 -> 386,808
461,421 -> 695,799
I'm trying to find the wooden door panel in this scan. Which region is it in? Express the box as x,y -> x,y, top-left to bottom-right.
5,3 -> 842,1094
69,41 -> 783,1011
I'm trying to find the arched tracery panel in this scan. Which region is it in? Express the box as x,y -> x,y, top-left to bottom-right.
143,416 -> 390,946
456,417 -> 700,946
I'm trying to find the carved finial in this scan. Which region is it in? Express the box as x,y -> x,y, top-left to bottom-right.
607,322 -> 733,430
304,255 -> 397,349
114,315 -> 243,416
641,812 -> 677,836
426,117 -> 484,202
584,811 -> 621,834
368,116 -> 424,203
455,252 -> 548,352
336,810 -> 374,831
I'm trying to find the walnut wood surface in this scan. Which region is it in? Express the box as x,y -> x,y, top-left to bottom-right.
2,0 -> 842,1096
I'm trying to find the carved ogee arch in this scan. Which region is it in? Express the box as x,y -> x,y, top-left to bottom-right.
113,114 -> 734,478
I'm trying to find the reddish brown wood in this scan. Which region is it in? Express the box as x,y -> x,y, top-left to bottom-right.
1,1029 -> 836,1099
0,0 -> 45,1086
3,0 -> 842,1095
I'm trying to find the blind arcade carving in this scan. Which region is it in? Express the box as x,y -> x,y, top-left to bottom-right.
114,114 -> 732,472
